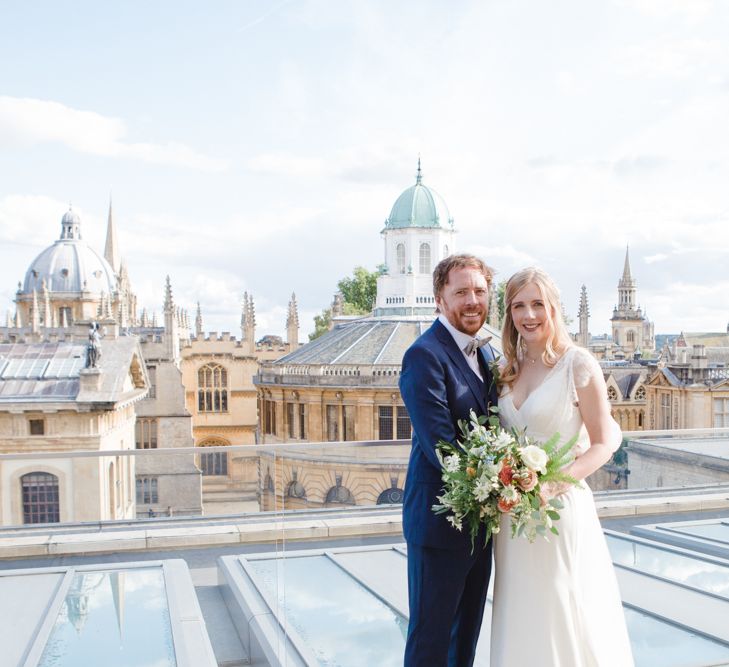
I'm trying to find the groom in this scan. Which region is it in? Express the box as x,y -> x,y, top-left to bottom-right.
400,254 -> 498,667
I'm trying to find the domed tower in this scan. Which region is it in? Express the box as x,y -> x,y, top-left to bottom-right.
374,159 -> 456,316
15,206 -> 136,327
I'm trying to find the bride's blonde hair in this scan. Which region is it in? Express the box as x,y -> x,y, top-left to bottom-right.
500,267 -> 573,387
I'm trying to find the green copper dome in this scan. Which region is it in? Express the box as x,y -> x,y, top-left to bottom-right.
384,161 -> 454,230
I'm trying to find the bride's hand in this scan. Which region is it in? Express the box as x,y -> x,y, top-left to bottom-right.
540,480 -> 572,502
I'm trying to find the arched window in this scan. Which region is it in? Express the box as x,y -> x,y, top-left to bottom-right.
199,439 -> 228,476
635,386 -> 646,401
21,472 -> 60,524
419,243 -> 431,274
627,331 -> 635,344
325,474 -> 354,505
396,243 -> 406,274
377,487 -> 404,504
287,478 -> 306,499
607,386 -> 618,401
638,410 -> 644,428
198,364 -> 228,413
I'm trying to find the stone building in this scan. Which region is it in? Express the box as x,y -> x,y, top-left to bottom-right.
645,333 -> 729,430
3,206 -> 205,520
254,162 -> 501,510
573,279 -> 648,432
576,247 -> 655,361
610,246 -> 655,357
2,202 -> 306,520
0,336 -> 147,525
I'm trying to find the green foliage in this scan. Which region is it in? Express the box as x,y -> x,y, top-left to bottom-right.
337,266 -> 378,314
310,265 -> 379,337
309,309 -> 331,341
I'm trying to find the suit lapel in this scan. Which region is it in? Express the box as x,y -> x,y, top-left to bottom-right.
478,345 -> 499,408
433,320 -> 487,414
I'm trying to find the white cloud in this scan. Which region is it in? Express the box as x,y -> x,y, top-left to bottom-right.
644,253 -> 668,264
0,194 -> 71,245
613,38 -> 724,79
0,96 -> 228,171
614,0 -> 714,21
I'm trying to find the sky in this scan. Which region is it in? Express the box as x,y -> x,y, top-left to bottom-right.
1,0 -> 728,340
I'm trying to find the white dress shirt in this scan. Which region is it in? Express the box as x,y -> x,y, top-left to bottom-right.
438,314 -> 484,382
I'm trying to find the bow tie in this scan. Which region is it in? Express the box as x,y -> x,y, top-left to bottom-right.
465,336 -> 492,356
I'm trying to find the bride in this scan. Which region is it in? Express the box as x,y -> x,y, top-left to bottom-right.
490,267 -> 634,667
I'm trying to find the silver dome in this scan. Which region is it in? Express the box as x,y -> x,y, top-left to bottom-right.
23,210 -> 116,295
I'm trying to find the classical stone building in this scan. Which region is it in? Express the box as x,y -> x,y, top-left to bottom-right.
254,163 -> 501,510
2,203 -> 307,520
177,295 -> 299,514
1,207 -> 203,521
645,334 -> 729,430
0,336 -> 147,525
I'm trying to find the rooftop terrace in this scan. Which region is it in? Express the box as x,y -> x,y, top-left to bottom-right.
2,431 -> 729,666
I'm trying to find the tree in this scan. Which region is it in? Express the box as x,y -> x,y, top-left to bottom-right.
309,266 -> 379,341
337,266 -> 378,314
309,309 -> 331,341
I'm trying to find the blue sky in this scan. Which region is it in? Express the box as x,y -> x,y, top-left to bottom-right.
1,0 -> 728,338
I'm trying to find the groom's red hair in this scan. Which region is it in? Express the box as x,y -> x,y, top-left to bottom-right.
432,254 -> 494,299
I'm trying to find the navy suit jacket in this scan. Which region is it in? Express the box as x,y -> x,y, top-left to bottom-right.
400,319 -> 498,549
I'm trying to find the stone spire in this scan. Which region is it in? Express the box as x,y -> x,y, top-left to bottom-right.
622,245 -> 632,283
617,245 -> 636,312
104,196 -> 121,274
577,285 -> 590,348
286,292 -> 299,347
163,276 -> 179,361
41,279 -> 51,327
31,289 -> 40,334
195,302 -> 203,337
241,292 -> 256,354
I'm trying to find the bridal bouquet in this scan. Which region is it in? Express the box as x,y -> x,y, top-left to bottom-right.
432,409 -> 578,549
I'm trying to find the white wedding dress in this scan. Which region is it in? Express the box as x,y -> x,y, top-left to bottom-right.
490,346 -> 634,667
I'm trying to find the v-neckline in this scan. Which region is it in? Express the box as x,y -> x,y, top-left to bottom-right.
508,349 -> 571,412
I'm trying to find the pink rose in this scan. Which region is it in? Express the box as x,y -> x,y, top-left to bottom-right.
517,469 -> 538,492
497,497 -> 517,513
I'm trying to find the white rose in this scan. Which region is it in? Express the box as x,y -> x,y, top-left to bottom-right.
521,445 -> 548,473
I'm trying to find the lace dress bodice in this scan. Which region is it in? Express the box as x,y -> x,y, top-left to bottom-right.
499,346 -> 617,457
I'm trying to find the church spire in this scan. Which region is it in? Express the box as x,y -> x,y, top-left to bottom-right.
104,196 -> 121,274
416,156 -> 423,185
621,245 -> 632,283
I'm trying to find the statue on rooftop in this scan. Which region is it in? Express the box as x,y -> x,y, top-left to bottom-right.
86,322 -> 102,368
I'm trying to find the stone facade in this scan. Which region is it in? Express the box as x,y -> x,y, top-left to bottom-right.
626,439 -> 729,489
646,340 -> 729,430
0,336 -> 147,525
